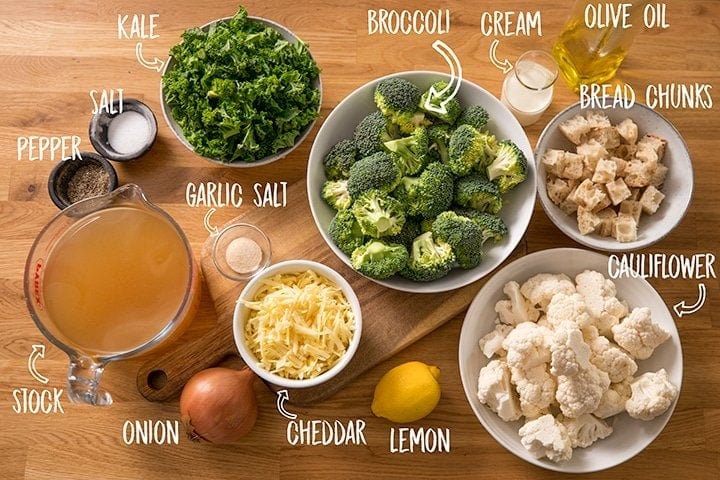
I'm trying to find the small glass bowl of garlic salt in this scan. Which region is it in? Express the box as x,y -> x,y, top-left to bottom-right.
212,223 -> 272,281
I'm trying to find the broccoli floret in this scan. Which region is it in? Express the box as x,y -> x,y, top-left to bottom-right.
347,151 -> 402,198
427,124 -> 451,163
394,162 -> 454,219
399,231 -> 455,282
387,216 -> 423,250
486,139 -> 528,193
352,189 -> 406,238
454,173 -> 503,214
447,124 -> 499,176
321,179 -> 352,210
353,111 -> 399,158
419,81 -> 461,124
323,139 -> 358,180
383,127 -> 431,176
431,211 -> 484,269
456,104 -> 490,131
328,209 -> 365,255
351,239 -> 409,280
420,217 -> 434,233
374,78 -> 428,134
453,208 -> 508,243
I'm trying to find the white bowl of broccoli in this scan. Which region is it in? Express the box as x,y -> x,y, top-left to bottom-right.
307,71 -> 536,293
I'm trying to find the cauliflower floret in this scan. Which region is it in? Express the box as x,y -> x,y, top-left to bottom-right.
594,380 -> 631,419
511,364 -> 557,419
625,369 -> 679,421
611,307 -> 670,360
550,321 -> 591,377
503,321 -> 552,369
477,359 -> 522,422
574,270 -> 629,337
560,413 -> 613,448
518,414 -> 573,463
545,293 -> 592,331
478,321 -> 513,359
556,364 -> 610,418
520,273 -> 576,311
495,281 -> 540,325
589,335 -> 638,383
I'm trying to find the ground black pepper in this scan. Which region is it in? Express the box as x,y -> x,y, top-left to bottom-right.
66,164 -> 110,203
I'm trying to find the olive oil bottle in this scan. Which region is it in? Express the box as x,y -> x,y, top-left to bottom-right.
552,1 -> 646,92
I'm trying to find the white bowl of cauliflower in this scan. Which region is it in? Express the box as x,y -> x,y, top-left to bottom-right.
458,248 -> 682,473
535,101 -> 693,251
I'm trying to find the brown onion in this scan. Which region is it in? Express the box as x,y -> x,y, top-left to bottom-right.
179,366 -> 258,443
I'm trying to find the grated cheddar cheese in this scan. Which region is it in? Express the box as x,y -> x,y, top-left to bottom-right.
242,269 -> 356,380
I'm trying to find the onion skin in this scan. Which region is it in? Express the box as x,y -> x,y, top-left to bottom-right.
179,367 -> 258,444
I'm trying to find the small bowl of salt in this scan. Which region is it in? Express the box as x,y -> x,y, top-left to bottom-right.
89,98 -> 158,161
212,223 -> 272,282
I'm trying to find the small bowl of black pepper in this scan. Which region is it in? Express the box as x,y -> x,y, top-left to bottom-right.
48,152 -> 119,209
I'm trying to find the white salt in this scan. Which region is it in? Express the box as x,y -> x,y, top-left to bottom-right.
225,237 -> 263,274
107,111 -> 151,155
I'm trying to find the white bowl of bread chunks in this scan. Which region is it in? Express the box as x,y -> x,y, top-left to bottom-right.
535,101 -> 693,251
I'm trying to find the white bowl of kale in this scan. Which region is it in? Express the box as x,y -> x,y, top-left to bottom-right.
307,71 -> 537,293
161,7 -> 321,166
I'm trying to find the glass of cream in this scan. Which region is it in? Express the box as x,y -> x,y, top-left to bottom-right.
501,50 -> 559,127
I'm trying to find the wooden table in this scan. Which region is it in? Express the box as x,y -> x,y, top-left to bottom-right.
1,0 -> 718,478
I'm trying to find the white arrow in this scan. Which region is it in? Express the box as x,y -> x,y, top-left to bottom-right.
135,42 -> 165,72
204,208 -> 219,236
489,39 -> 513,74
276,390 -> 297,420
423,39 -> 463,116
673,283 -> 707,318
28,344 -> 49,385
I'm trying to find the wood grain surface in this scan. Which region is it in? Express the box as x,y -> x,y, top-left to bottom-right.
136,181 -> 525,404
1,1 -> 719,479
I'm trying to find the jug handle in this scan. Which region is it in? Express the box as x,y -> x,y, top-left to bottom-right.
67,356 -> 113,406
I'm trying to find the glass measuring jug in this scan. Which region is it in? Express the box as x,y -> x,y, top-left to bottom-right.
24,183 -> 201,406
501,50 -> 559,127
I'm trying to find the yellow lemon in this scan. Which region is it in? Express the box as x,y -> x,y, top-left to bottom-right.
371,361 -> 441,423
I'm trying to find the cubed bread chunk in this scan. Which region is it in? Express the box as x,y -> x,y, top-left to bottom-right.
562,152 -> 586,180
616,118 -> 639,145
592,158 -> 618,183
619,199 -> 643,223
569,179 -> 608,211
542,149 -> 566,177
547,176 -> 573,205
650,163 -> 669,188
624,160 -> 652,188
639,185 -> 666,215
606,178 -> 632,205
638,134 -> 667,159
559,114 -> 591,144
577,139 -> 609,172
585,111 -> 612,129
587,126 -> 621,150
612,156 -> 627,177
596,208 -> 618,237
613,213 -> 638,242
577,206 -> 602,235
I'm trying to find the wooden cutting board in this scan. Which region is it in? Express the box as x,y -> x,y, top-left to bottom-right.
137,179 -> 515,405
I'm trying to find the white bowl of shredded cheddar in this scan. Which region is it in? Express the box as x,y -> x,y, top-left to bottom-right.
233,260 -> 362,388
